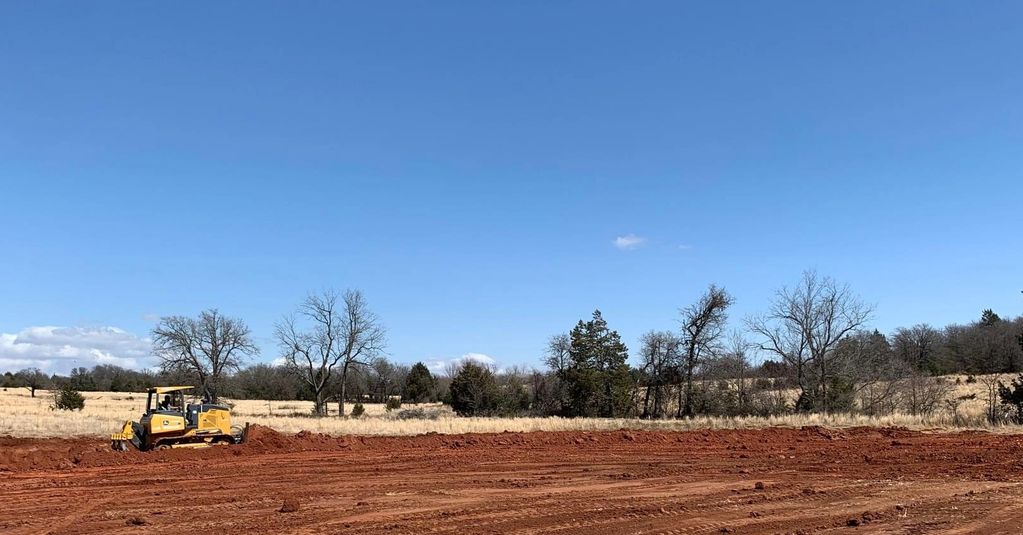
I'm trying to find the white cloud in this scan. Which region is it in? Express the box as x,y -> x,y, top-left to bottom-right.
613,234 -> 647,250
0,326 -> 152,373
424,352 -> 498,374
677,244 -> 693,250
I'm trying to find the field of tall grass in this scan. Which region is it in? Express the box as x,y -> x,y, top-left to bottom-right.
0,375 -> 1019,439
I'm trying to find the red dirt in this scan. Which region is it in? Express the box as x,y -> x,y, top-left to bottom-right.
2,426 -> 1023,534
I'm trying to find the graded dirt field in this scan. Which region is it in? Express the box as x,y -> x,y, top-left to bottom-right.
2,426 -> 1023,534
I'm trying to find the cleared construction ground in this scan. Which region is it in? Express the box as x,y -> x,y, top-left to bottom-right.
2,426 -> 1023,534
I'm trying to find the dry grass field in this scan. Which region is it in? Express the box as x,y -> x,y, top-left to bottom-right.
0,374 -> 1019,438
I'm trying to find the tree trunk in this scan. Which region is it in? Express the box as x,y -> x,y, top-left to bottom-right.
655,383 -> 664,418
817,359 -> 828,413
604,380 -> 612,417
198,372 -> 213,403
338,362 -> 350,417
795,360 -> 810,412
641,380 -> 652,418
338,381 -> 347,418
676,383 -> 683,418
684,367 -> 694,418
314,390 -> 325,416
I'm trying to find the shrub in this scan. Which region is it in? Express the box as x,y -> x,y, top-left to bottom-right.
966,375 -> 977,384
53,384 -> 86,411
350,403 -> 365,418
397,407 -> 440,420
385,397 -> 402,411
499,384 -> 531,416
998,374 -> 1023,423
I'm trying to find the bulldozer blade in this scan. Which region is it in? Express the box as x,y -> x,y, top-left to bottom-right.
231,422 -> 250,444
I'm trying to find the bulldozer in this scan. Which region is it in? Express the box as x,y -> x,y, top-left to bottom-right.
111,386 -> 246,451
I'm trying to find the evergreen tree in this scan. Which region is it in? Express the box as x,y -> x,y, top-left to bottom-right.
998,374 -> 1023,423
981,309 -> 1002,327
53,383 -> 86,411
403,362 -> 437,403
448,362 -> 500,416
560,310 -> 634,417
69,367 -> 96,391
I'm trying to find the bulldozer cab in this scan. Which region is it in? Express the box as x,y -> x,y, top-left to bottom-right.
147,386 -> 192,416
146,386 -> 219,428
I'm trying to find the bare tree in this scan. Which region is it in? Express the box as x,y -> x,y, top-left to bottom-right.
538,333 -> 573,415
677,285 -> 734,417
891,324 -> 943,373
275,289 -> 385,416
152,309 -> 256,402
899,372 -> 954,416
723,331 -> 756,414
529,369 -> 560,416
442,359 -> 464,381
15,367 -> 48,398
543,334 -> 572,373
748,271 -> 873,412
233,363 -> 302,402
638,330 -> 681,418
834,330 -> 903,415
978,373 -> 1005,424
363,356 -> 402,403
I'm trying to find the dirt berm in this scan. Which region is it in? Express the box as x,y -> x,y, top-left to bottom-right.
0,425 -> 913,472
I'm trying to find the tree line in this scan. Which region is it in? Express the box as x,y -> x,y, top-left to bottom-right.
2,359 -> 441,406
5,272 -> 1023,421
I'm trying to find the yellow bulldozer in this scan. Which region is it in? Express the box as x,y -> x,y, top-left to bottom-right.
111,386 -> 246,451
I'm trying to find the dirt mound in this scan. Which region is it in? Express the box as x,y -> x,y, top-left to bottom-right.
0,436 -> 117,472
241,424 -> 298,450
0,426 -> 358,473
242,425 -> 354,452
2,425 -> 1015,475
0,428 -> 678,472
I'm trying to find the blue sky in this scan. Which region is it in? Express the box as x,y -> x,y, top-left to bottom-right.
2,2 -> 1021,373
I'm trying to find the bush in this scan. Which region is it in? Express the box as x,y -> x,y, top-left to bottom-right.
53,384 -> 86,411
350,403 -> 365,418
998,374 -> 1023,423
385,397 -> 402,411
499,384 -> 531,416
396,407 -> 440,420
